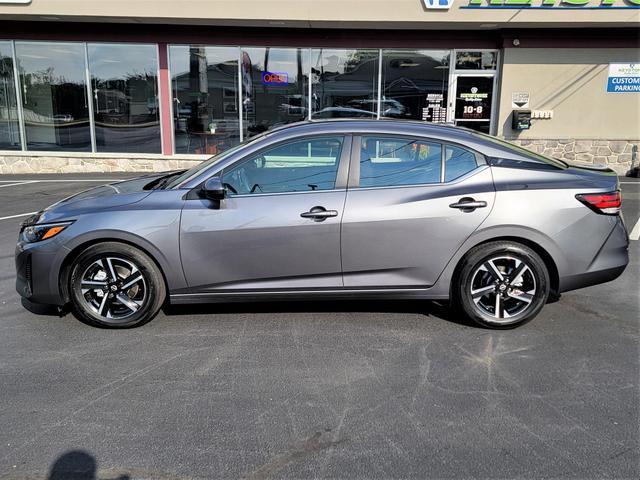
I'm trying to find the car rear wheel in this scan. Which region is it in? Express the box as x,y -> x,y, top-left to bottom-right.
69,242 -> 166,328
454,241 -> 550,328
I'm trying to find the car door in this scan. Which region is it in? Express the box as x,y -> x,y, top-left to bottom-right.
341,135 -> 495,288
179,135 -> 350,292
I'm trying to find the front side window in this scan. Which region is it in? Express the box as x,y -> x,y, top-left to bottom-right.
222,136 -> 343,195
445,144 -> 480,182
359,137 -> 442,188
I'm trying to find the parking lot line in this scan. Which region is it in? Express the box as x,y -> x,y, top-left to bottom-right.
0,181 -> 38,188
630,216 -> 640,241
0,211 -> 37,221
0,179 -> 123,183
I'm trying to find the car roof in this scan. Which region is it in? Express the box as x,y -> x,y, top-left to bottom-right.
266,118 -> 476,139
259,119 -> 492,151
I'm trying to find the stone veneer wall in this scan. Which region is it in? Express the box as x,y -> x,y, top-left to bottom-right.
0,139 -> 638,175
508,139 -> 638,175
0,155 -> 202,174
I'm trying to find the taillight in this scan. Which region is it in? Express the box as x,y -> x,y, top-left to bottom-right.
576,190 -> 621,215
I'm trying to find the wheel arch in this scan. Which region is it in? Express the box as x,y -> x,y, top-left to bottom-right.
58,235 -> 174,305
451,236 -> 560,298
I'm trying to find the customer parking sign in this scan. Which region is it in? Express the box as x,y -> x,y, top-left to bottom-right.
607,64 -> 640,93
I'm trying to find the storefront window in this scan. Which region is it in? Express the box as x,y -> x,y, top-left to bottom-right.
241,48 -> 309,138
311,49 -> 378,119
455,51 -> 497,71
15,41 -> 91,151
0,41 -> 20,150
381,50 -> 449,122
170,46 -> 240,155
88,43 -> 160,153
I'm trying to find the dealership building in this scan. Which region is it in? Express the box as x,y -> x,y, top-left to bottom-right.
0,0 -> 638,174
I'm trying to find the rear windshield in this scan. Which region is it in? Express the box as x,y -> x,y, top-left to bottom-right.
471,131 -> 568,169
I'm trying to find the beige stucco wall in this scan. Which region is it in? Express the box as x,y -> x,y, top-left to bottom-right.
0,0 -> 637,28
497,48 -> 640,140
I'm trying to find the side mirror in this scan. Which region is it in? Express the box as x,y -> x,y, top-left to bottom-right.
201,177 -> 225,201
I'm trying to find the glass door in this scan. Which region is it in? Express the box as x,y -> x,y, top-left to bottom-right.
450,74 -> 495,134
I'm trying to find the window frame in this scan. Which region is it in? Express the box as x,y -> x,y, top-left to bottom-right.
213,133 -> 352,198
348,133 -> 486,190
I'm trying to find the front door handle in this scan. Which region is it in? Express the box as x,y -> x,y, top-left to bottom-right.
449,197 -> 488,212
300,206 -> 338,222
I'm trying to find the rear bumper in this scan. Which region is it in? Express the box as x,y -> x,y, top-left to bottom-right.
559,217 -> 629,293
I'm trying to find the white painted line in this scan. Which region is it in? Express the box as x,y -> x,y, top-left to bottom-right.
0,181 -> 38,188
0,211 -> 37,221
0,179 -> 124,183
629,216 -> 640,241
620,182 -> 640,185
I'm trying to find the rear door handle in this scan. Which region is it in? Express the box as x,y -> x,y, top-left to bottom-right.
300,206 -> 338,221
449,197 -> 487,212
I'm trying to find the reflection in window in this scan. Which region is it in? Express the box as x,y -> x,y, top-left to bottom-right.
0,42 -> 20,150
455,51 -> 497,70
88,44 -> 160,153
311,49 -> 378,119
222,136 -> 343,195
445,144 -> 479,182
15,42 -> 91,151
241,48 -> 309,138
381,50 -> 449,123
170,46 -> 240,155
455,121 -> 491,134
359,137 -> 442,188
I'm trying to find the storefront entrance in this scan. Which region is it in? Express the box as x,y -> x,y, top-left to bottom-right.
450,74 -> 496,134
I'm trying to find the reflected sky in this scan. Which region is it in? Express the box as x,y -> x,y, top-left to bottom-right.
15,42 -> 86,84
88,44 -> 158,80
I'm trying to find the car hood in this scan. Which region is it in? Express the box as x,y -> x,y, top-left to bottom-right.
30,172 -> 170,225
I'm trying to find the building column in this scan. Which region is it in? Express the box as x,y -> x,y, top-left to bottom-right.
158,42 -> 174,156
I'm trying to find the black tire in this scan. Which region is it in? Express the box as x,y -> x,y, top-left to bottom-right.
68,242 -> 166,328
453,241 -> 550,329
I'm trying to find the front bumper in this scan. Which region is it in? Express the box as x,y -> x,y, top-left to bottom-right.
15,240 -> 68,307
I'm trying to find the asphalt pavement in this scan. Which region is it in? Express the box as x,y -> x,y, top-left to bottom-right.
0,174 -> 638,480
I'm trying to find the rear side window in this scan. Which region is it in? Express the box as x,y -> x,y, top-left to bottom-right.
359,136 -> 442,188
445,144 -> 479,182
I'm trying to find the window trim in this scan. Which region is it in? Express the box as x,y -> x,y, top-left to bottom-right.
202,134 -> 352,198
348,133 -> 486,190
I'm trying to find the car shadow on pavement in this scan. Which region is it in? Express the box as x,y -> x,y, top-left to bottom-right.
161,299 -> 477,328
46,450 -> 131,480
20,296 -> 477,328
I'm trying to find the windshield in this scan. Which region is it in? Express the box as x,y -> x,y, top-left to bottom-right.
470,130 -> 568,169
164,133 -> 270,189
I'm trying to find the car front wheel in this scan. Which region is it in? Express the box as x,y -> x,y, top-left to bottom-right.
68,242 -> 166,328
454,241 -> 550,328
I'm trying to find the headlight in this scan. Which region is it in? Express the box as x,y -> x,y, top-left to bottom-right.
20,222 -> 73,243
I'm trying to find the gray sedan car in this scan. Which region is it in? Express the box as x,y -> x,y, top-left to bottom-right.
16,120 -> 628,328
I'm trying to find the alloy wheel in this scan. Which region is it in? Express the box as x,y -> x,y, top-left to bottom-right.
469,256 -> 537,322
79,256 -> 147,322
